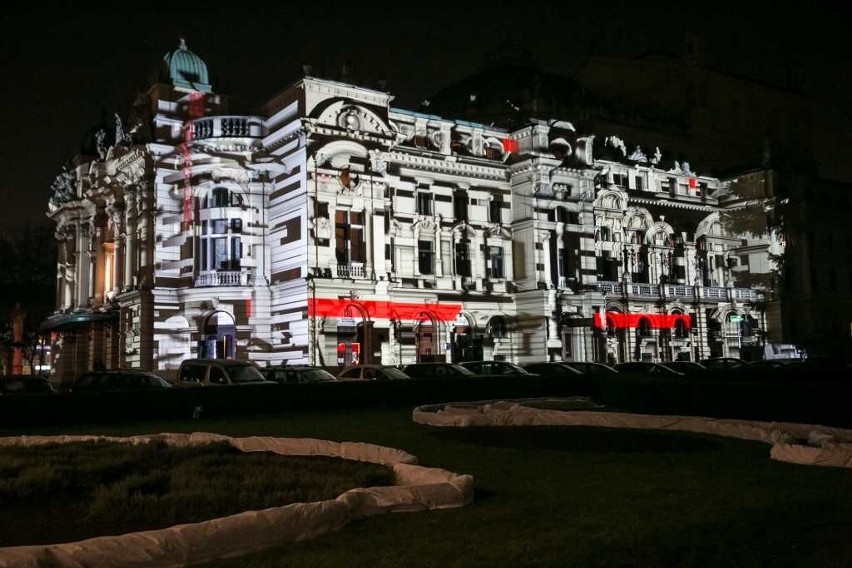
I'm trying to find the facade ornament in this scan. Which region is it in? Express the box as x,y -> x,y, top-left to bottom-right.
313,152 -> 330,167
605,135 -> 627,157
669,161 -> 683,175
114,113 -> 133,145
533,182 -> 553,197
369,150 -> 387,173
651,147 -> 662,166
95,129 -> 108,160
212,167 -> 251,183
552,183 -> 569,200
574,135 -> 595,165
314,216 -> 331,239
682,161 -> 694,176
415,217 -> 436,233
49,169 -> 77,210
628,145 -> 648,163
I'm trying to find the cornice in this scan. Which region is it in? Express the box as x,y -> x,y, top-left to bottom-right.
389,151 -> 508,182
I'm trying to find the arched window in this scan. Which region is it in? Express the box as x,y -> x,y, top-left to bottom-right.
488,316 -> 508,339
674,317 -> 689,338
638,317 -> 652,337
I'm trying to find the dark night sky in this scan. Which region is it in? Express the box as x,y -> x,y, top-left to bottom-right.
1,2 -> 850,232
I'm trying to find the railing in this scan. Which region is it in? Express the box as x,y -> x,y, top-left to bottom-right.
190,116 -> 264,141
595,281 -> 764,302
195,271 -> 248,287
337,262 -> 365,279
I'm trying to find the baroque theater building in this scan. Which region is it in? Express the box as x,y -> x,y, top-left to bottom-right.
42,41 -> 774,380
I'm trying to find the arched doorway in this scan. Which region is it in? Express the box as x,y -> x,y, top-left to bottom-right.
336,302 -> 372,366
198,310 -> 236,359
451,312 -> 481,363
415,311 -> 440,363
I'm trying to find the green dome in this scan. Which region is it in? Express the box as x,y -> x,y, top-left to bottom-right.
162,38 -> 212,93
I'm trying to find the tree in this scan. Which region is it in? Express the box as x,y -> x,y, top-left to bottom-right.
0,222 -> 57,374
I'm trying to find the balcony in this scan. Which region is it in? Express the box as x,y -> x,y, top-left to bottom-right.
189,116 -> 264,141
595,281 -> 765,302
336,262 -> 366,279
195,271 -> 248,287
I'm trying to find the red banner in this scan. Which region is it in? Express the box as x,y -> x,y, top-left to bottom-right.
309,298 -> 462,322
593,312 -> 690,330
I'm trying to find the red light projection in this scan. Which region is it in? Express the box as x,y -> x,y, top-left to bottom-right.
308,299 -> 462,322
593,312 -> 690,330
179,92 -> 206,227
688,177 -> 697,189
501,138 -> 519,153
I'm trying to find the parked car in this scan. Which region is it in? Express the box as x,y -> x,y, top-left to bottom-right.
0,375 -> 57,395
561,361 -> 620,375
522,362 -> 585,377
70,370 -> 172,392
614,362 -> 684,376
663,361 -> 708,373
176,359 -> 273,386
261,365 -> 338,384
402,362 -> 478,379
336,365 -> 412,381
459,361 -> 533,376
699,357 -> 752,371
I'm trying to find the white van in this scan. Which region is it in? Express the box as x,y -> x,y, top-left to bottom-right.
176,359 -> 273,386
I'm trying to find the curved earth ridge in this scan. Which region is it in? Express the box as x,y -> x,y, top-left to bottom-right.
0,432 -> 474,567
412,397 -> 852,469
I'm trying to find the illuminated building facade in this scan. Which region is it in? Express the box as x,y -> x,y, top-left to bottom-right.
42,42 -> 773,380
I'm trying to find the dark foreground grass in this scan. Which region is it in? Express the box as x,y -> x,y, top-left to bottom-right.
3,405 -> 852,567
0,439 -> 393,547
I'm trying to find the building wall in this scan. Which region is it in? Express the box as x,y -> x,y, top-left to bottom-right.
44,64 -> 784,378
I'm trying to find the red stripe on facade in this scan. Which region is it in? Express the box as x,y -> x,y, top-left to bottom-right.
308,299 -> 462,322
593,312 -> 690,330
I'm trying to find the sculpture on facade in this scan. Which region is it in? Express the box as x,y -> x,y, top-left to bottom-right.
95,129 -> 108,160
628,145 -> 648,163
49,169 -> 77,211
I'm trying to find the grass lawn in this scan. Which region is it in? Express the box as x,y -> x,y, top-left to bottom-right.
0,439 -> 393,548
4,404 -> 852,567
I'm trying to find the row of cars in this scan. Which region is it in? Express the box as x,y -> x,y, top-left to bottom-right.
5,354 -> 843,396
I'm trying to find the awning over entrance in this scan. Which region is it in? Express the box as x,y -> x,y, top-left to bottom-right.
39,310 -> 119,332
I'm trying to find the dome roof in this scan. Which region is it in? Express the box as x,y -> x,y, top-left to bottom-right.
162,38 -> 212,93
423,64 -> 610,130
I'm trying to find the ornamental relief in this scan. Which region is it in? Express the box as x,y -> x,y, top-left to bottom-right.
413,217 -> 436,234
313,217 -> 332,239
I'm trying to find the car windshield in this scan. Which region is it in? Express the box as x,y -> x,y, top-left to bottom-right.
299,369 -> 337,382
228,364 -> 268,383
381,367 -> 410,379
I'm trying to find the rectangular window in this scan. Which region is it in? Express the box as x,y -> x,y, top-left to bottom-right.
417,192 -> 432,215
455,242 -> 471,276
335,210 -> 364,266
418,240 -> 434,275
489,246 -> 504,279
489,198 -> 502,223
201,238 -> 208,271
230,237 -> 242,269
214,237 -> 228,270
634,175 -> 644,191
230,218 -> 243,233
454,191 -> 469,222
213,219 -> 228,234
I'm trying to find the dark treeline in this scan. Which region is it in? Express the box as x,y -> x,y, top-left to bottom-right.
0,222 -> 57,370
